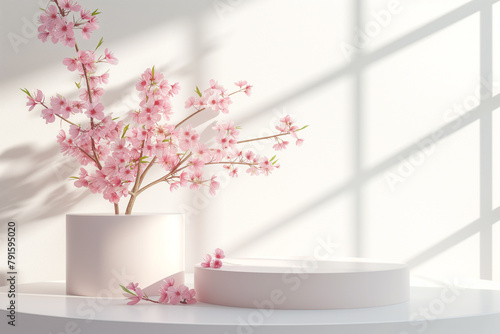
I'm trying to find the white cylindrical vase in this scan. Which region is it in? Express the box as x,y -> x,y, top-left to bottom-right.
66,213 -> 184,297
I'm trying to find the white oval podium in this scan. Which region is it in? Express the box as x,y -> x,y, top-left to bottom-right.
194,258 -> 409,309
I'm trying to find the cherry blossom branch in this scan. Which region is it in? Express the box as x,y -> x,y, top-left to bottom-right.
53,0 -> 65,16
237,132 -> 290,144
141,297 -> 159,304
76,50 -> 103,171
136,152 -> 192,196
175,108 -> 205,129
77,146 -> 98,165
56,114 -> 79,126
55,1 -> 114,210
54,1 -> 105,177
228,88 -> 245,96
174,88 -> 245,130
120,277 -> 197,305
237,126 -> 307,144
25,2 -> 306,215
206,161 -> 256,167
138,156 -> 157,187
125,140 -> 146,214
40,101 -> 79,126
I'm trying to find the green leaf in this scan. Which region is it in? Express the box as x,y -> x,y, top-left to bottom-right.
195,86 -> 202,97
69,176 -> 79,180
95,37 -> 104,51
236,126 -> 243,130
162,139 -> 170,142
272,159 -> 279,165
121,124 -> 129,138
120,285 -> 135,295
269,155 -> 276,162
75,82 -> 81,89
112,117 -> 120,121
151,65 -> 155,78
91,8 -> 101,16
298,125 -> 309,131
20,88 -> 32,98
139,156 -> 149,164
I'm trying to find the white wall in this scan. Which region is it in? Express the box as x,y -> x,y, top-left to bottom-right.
1,0 -> 499,285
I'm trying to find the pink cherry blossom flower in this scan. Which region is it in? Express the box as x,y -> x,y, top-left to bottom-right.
209,175 -> 220,196
188,171 -> 203,190
229,167 -> 238,178
54,20 -> 74,41
235,80 -> 247,88
214,248 -> 225,259
38,26 -> 50,42
211,258 -> 223,269
41,108 -> 55,123
74,178 -> 90,188
50,95 -> 67,112
126,282 -> 139,291
104,48 -> 119,65
140,112 -> 161,129
192,143 -> 211,163
210,148 -> 225,162
246,165 -> 260,176
213,121 -> 239,138
127,287 -> 143,305
77,50 -> 96,72
272,141 -> 289,151
217,136 -> 236,150
59,101 -> 75,118
188,158 -> 205,173
201,254 -> 212,268
72,100 -> 85,112
88,86 -> 105,101
184,96 -> 196,109
80,8 -> 92,20
244,85 -> 253,96
63,57 -> 79,71
163,278 -> 175,288
62,35 -> 76,48
99,73 -> 110,84
40,5 -> 60,31
87,15 -> 99,31
170,82 -> 181,95
60,0 -> 81,12
136,77 -> 148,91
81,23 -> 95,39
259,157 -> 274,176
296,138 -> 304,146
167,285 -> 189,305
244,150 -> 255,161
158,287 -> 169,304
184,289 -> 197,304
209,79 -> 222,90
74,167 -> 89,188
26,90 -> 44,111
169,170 -> 188,191
178,171 -> 189,186
206,94 -> 221,111
178,126 -> 199,151
158,278 -> 175,304
56,130 -> 66,143
85,102 -> 105,120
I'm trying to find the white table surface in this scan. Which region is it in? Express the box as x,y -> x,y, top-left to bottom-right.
1,275 -> 500,334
